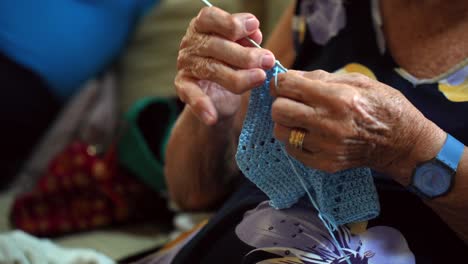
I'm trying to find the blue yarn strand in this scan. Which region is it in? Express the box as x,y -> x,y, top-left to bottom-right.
276,66 -> 351,264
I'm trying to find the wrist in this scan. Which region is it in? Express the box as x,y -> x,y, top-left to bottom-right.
180,107 -> 238,151
384,118 -> 446,186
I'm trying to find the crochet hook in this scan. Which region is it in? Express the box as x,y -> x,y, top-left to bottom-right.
201,0 -> 261,49
200,0 -> 287,72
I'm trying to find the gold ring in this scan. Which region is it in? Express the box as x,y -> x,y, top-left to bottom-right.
289,129 -> 306,150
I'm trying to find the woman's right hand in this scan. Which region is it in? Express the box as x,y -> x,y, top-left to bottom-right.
175,6 -> 276,126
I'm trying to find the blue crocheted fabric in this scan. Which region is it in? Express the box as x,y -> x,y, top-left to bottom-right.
236,63 -> 380,226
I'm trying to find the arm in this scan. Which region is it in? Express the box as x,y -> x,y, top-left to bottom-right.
165,1 -> 297,211
164,109 -> 239,210
387,122 -> 468,243
428,151 -> 468,243
270,69 -> 468,243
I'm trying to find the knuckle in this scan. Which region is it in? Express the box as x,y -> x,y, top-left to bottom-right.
197,58 -> 217,80
227,73 -> 245,94
174,78 -> 185,94
271,102 -> 281,121
311,69 -> 328,76
272,75 -> 284,93
309,69 -> 329,80
226,16 -> 243,40
338,92 -> 356,111
179,34 -> 189,49
198,7 -> 209,16
174,84 -> 187,103
277,72 -> 288,84
291,109 -> 311,125
176,51 -> 185,70
188,17 -> 197,30
197,34 -> 211,54
245,49 -> 260,68
197,7 -> 211,23
176,49 -> 195,71
346,72 -> 372,86
191,15 -> 203,33
289,80 -> 308,101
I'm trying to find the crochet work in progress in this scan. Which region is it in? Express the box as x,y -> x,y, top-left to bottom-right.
236,63 -> 380,226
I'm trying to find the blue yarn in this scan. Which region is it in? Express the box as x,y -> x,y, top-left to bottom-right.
282,144 -> 350,264
235,62 -> 380,227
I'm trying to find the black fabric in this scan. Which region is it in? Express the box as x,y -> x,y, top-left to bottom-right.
172,179 -> 264,263
172,179 -> 468,264
373,180 -> 468,263
0,52 -> 61,189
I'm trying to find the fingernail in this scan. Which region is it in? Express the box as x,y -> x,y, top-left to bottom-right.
201,111 -> 214,124
261,54 -> 275,68
244,18 -> 259,32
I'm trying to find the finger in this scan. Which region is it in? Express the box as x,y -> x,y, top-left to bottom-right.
273,123 -> 336,155
270,71 -> 335,106
327,72 -> 373,87
183,56 -> 266,94
302,69 -> 331,81
270,70 -> 305,97
273,124 -> 320,153
195,7 -> 260,41
271,97 -> 350,146
273,123 -> 371,162
271,97 -> 318,129
198,36 -> 275,69
285,142 -> 365,173
285,145 -> 352,173
237,30 -> 263,47
174,72 -> 218,125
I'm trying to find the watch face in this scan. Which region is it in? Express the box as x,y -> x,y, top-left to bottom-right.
413,161 -> 453,198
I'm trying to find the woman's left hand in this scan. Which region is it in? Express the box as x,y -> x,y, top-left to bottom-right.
270,70 -> 445,182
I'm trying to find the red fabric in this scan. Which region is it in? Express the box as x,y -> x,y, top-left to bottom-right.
11,141 -> 165,237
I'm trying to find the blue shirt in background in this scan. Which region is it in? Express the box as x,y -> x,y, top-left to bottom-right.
0,0 -> 157,100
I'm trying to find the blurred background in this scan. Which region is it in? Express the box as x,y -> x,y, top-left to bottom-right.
118,0 -> 291,112
0,0 -> 290,262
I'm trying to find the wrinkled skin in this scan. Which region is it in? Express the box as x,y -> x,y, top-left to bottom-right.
270,70 -> 439,176
175,7 -> 276,125
169,3 -> 467,244
175,6 -> 444,183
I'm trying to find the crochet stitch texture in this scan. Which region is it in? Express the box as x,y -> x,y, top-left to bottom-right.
236,64 -> 380,226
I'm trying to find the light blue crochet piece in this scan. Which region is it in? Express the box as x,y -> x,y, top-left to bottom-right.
236,63 -> 380,226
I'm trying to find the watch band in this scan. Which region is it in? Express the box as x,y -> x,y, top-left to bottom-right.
437,134 -> 465,171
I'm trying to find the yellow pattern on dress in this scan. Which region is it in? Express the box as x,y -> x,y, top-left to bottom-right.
439,78 -> 468,102
335,63 -> 378,80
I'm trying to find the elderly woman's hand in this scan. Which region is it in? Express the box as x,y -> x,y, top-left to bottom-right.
175,7 -> 276,125
270,70 -> 445,182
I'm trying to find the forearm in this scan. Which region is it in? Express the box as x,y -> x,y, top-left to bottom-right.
429,150 -> 468,243
385,117 -> 468,243
165,1 -> 298,210
164,107 -> 239,211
